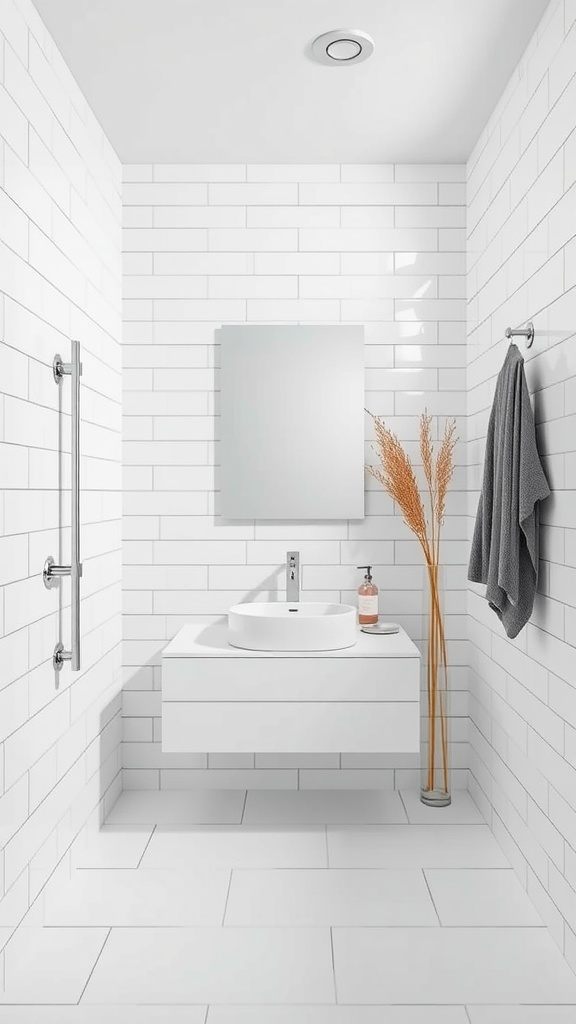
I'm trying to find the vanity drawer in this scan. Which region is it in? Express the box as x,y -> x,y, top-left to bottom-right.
162,656 -> 420,702
162,700 -> 420,753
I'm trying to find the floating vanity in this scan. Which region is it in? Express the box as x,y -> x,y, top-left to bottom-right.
161,623 -> 421,754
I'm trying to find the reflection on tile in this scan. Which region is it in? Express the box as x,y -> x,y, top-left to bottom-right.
243,790 -> 407,825
44,868 -> 230,926
72,824 -> 154,869
106,790 -> 245,825
333,927 -> 576,1004
207,1007 -> 469,1023
327,824 -> 508,868
142,825 -> 327,868
426,870 -> 543,926
225,868 -> 437,926
400,790 -> 485,825
0,927 -> 108,1005
82,927 -> 335,1004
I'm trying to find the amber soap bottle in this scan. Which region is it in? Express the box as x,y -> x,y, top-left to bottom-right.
357,566 -> 379,624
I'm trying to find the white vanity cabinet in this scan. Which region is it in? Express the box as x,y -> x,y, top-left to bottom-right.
161,624 -> 421,754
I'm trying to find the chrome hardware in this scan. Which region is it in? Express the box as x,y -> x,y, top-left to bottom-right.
45,341 -> 83,671
43,556 -> 71,588
505,322 -> 534,348
286,550 -> 300,603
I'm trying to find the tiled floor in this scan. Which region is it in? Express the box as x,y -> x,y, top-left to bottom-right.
2,789 -> 576,1022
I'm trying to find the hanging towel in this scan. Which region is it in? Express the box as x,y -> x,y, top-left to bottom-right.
468,343 -> 550,639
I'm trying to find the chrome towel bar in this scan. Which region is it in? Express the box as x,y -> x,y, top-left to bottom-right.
43,340 -> 83,671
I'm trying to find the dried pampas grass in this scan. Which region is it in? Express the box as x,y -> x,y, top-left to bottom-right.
367,411 -> 457,798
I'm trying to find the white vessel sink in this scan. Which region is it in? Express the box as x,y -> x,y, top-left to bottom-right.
228,602 -> 358,652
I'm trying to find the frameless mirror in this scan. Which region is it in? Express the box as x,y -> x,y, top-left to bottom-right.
219,325 -> 365,520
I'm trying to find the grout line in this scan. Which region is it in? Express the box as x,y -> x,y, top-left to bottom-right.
398,790 -> 410,823
136,824 -> 157,868
464,1007 -> 473,1023
329,926 -> 339,1003
324,824 -> 330,868
240,789 -> 248,823
422,868 -> 442,926
221,868 -> 233,926
76,926 -> 112,1004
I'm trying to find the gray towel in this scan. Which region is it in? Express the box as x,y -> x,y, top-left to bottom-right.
468,343 -> 550,639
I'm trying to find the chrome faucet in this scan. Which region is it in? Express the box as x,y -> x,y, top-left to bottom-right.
286,551 -> 300,603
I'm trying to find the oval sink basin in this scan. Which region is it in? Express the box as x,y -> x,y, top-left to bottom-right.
228,602 -> 358,652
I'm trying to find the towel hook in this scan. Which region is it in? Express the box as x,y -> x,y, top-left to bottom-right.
505,322 -> 534,348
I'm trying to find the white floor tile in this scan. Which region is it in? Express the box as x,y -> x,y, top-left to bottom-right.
106,790 -> 246,825
141,825 -> 327,869
467,1009 -> 576,1023
332,927 -> 576,1004
400,790 -> 485,824
327,825 -> 509,868
82,927 -> 335,1004
0,1009 -> 207,1023
243,790 -> 407,825
0,927 -> 108,1005
72,824 -> 154,869
207,1007 -> 469,1023
43,868 -> 231,926
225,868 -> 437,926
426,869 -> 544,926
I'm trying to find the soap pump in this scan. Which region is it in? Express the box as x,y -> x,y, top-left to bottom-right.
357,566 -> 379,625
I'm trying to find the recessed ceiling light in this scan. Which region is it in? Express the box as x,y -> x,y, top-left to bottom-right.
310,29 -> 375,66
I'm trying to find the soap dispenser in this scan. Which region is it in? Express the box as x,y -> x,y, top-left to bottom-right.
357,566 -> 379,625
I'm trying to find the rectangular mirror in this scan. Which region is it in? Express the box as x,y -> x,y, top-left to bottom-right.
219,325 -> 364,520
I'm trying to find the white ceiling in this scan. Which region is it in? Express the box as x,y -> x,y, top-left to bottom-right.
32,0 -> 550,164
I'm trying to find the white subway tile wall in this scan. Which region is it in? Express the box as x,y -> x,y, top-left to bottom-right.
122,162 -> 467,791
0,0 -> 122,946
467,0 -> 576,974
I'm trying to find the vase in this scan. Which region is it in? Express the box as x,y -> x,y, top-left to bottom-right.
420,561 -> 451,807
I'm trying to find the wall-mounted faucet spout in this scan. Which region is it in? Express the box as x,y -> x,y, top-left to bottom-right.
286,551 -> 300,603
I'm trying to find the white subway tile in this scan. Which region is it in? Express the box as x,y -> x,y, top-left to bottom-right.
300,183 -> 438,205
247,206 -> 340,228
123,207 -> 153,228
340,165 -> 394,182
153,252 -> 253,275
248,164 -> 340,182
209,183 -> 297,205
154,164 -> 246,182
340,207 -> 394,228
209,228 -> 297,251
0,85 -> 29,162
123,183 -> 208,205
123,164 -> 153,182
254,252 -> 340,275
123,228 -> 207,251
208,276 -> 297,299
299,228 -> 438,251
153,206 -> 246,228
246,299 -> 339,320
123,276 -> 208,299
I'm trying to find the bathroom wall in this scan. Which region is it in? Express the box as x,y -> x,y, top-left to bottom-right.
121,162 -> 468,790
0,0 -> 122,937
467,0 -> 576,969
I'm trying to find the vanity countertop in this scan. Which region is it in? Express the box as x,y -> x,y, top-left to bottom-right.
163,623 -> 420,659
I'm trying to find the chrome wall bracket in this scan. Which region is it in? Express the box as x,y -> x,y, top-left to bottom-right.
43,556 -> 71,589
505,322 -> 535,348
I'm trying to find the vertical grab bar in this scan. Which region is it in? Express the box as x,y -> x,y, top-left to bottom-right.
43,340 -> 83,671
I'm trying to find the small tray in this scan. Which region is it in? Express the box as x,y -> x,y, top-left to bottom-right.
360,621 -> 400,635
